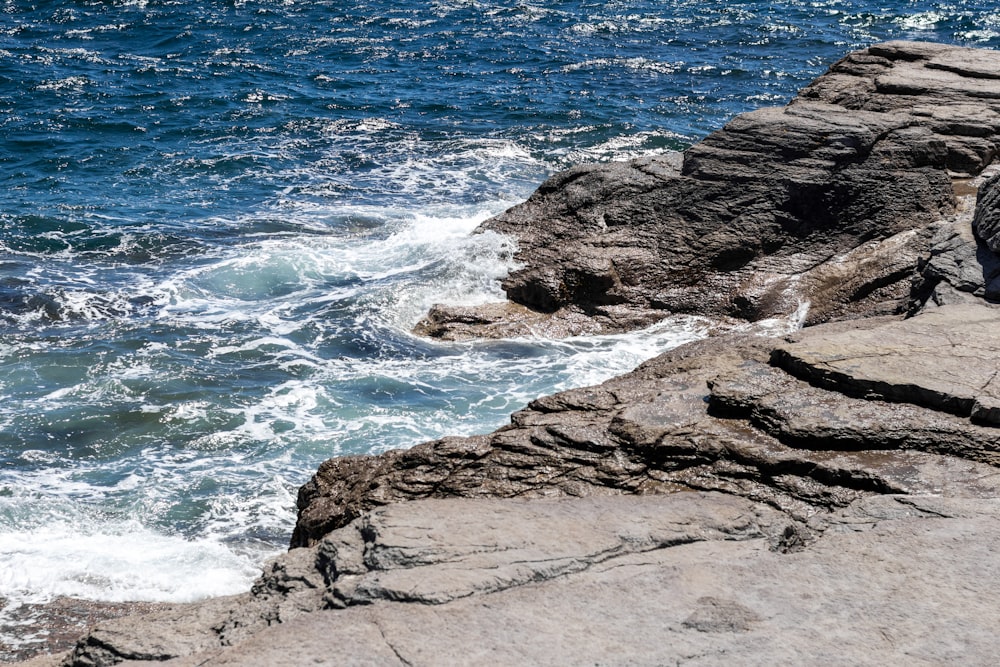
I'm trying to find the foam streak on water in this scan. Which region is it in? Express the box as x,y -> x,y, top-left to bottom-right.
0,0 -> 996,645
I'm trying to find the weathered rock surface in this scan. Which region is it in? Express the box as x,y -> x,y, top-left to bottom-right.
974,172 -> 1000,251
44,302 -> 1000,665
0,599 -> 165,665
294,305 -> 1000,548
420,41 -> 1000,340
126,494 -> 1000,666
773,303 -> 1000,425
910,163 -> 1000,308
21,42 -> 1000,667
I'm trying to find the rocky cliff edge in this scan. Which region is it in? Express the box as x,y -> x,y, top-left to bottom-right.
417,40 -> 1000,339
22,41 -> 1000,666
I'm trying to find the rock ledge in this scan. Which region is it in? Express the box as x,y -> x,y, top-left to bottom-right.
19,41 -> 1000,667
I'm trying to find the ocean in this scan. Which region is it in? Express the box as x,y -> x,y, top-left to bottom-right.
0,0 -> 996,651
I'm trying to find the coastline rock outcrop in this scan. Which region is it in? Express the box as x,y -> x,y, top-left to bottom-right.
295,303 -> 1000,549
19,41 -> 1000,666
418,40 -> 1000,340
48,302 -> 1000,666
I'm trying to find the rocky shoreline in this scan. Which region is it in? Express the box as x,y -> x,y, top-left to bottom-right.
1,599 -> 166,664
17,40 -> 1000,665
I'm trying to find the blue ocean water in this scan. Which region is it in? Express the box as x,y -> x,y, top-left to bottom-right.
0,0 -> 996,639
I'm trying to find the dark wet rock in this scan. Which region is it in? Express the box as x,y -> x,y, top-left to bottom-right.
973,171 -> 1000,252
413,300 -> 673,340
419,41 -> 1000,340
910,165 -> 1000,309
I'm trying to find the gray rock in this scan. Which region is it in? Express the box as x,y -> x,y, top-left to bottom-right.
911,164 -> 1000,308
68,595 -> 245,666
772,303 -> 1000,423
115,494 -> 1000,666
973,172 -> 1000,253
29,42 -> 1000,667
56,303 -> 1000,666
319,493 -> 789,608
710,358 -> 1000,467
0,599 -> 164,665
66,549 -> 328,667
295,305 -> 1000,548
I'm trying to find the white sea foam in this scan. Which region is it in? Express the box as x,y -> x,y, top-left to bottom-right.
561,135 -> 683,164
35,75 -> 92,92
146,201 -> 512,323
0,521 -> 260,605
526,315 -> 716,390
746,300 -> 810,337
559,56 -> 682,75
896,12 -> 944,30
0,475 -> 273,612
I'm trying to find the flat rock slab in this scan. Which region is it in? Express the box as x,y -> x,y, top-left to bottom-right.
321,493 -> 790,608
149,494 -> 1000,667
710,358 -> 1000,466
773,303 -> 1000,423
